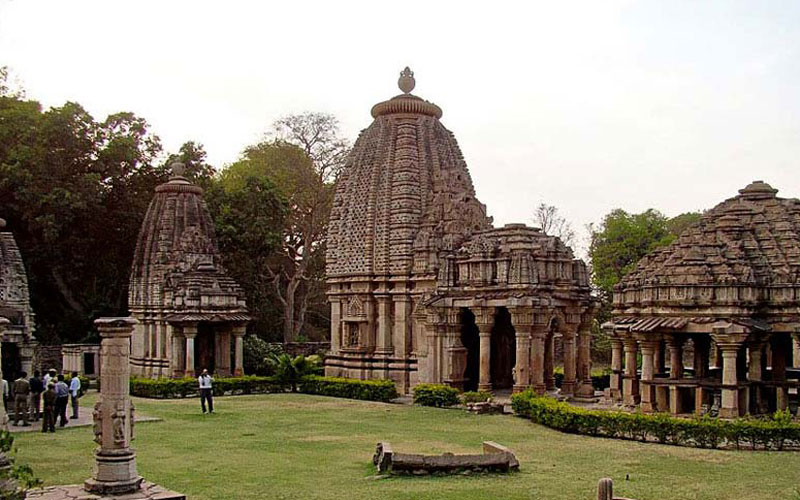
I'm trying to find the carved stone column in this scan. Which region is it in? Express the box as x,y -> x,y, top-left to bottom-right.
170,325 -> 184,378
375,294 -> 393,354
793,333 -> 800,369
232,325 -> 246,377
330,299 -> 342,353
561,328 -> 578,396
771,336 -> 788,411
184,323 -> 197,377
712,329 -> 746,419
666,335 -> 684,379
475,308 -> 494,392
0,318 -> 8,430
85,317 -> 142,495
530,331 -> 546,395
575,321 -> 594,398
544,334 -> 555,391
622,336 -> 640,407
638,337 -> 659,413
509,308 -> 532,393
609,334 -> 623,402
748,340 -> 766,414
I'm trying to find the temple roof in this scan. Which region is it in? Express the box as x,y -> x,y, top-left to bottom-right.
128,163 -> 247,317
614,180 -> 800,315
326,68 -> 492,278
0,217 -> 35,336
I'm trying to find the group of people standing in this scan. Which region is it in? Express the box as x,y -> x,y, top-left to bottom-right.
3,369 -> 81,432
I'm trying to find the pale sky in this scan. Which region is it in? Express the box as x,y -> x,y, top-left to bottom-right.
3,0 -> 800,256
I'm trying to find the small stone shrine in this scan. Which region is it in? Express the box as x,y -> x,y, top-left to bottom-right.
325,69 -> 596,395
28,317 -> 184,500
128,163 -> 249,378
0,216 -> 36,378
606,181 -> 800,417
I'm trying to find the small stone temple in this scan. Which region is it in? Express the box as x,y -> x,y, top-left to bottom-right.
606,181 -> 800,417
0,216 -> 36,378
128,163 -> 249,378
325,69 -> 596,395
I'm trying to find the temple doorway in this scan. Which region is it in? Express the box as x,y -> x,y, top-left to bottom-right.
194,322 -> 216,375
2,342 -> 20,380
460,308 -> 480,391
491,307 -> 516,389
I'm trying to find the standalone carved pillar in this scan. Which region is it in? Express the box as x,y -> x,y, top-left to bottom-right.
85,317 -> 142,495
478,327 -> 492,392
562,332 -> 578,396
639,339 -> 658,413
513,328 -> 531,393
170,326 -> 184,378
544,335 -> 555,391
233,326 -> 246,377
622,337 -> 639,407
0,318 -> 8,430
184,323 -> 197,377
609,337 -> 623,402
530,332 -> 546,395
719,344 -> 740,418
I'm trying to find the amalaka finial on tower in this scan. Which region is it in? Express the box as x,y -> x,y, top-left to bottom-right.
170,161 -> 186,179
398,67 -> 415,94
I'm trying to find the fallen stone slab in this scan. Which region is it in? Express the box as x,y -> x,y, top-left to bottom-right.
373,441 -> 519,475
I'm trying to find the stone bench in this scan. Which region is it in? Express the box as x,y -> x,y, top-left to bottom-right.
373,441 -> 519,475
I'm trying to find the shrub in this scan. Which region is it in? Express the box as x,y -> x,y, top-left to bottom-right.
511,390 -> 800,451
462,391 -> 492,404
268,353 -> 318,392
244,335 -> 283,375
0,430 -> 42,499
130,376 -> 282,398
298,375 -> 397,402
413,383 -> 460,408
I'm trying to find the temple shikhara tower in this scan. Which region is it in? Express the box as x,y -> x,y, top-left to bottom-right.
0,216 -> 36,377
128,163 -> 249,378
325,69 -> 596,394
607,181 -> 800,417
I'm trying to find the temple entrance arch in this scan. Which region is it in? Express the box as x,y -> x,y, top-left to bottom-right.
491,307 -> 516,390
460,308 -> 480,391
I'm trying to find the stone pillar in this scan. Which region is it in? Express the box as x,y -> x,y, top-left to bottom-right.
575,322 -> 594,398
793,333 -> 800,369
748,340 -> 765,414
772,336 -> 788,411
330,299 -> 341,353
715,339 -> 742,419
622,336 -> 639,407
233,325 -> 246,377
475,308 -> 494,392
0,318 -> 8,430
530,332 -> 546,395
375,295 -> 393,354
667,335 -> 684,379
638,338 -> 658,413
609,336 -> 623,402
544,334 -> 555,391
184,323 -> 197,377
654,340 -> 665,374
85,317 -> 142,495
513,326 -> 531,393
562,330 -> 578,396
170,325 -> 184,378
393,296 -> 410,359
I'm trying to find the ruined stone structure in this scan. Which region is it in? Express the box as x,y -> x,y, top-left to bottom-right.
0,217 -> 36,378
325,69 -> 596,395
128,163 -> 249,378
606,181 -> 800,417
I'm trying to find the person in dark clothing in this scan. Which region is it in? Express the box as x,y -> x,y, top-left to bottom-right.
13,372 -> 30,426
28,371 -> 43,422
54,374 -> 69,427
198,368 -> 214,413
41,383 -> 56,433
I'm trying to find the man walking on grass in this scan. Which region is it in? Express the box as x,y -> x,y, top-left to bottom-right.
13,372 -> 30,426
54,374 -> 69,426
28,371 -> 43,422
69,372 -> 81,419
198,368 -> 214,414
41,382 -> 56,433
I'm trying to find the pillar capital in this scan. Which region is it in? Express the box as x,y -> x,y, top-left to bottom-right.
473,307 -> 495,330
182,322 -> 198,338
95,317 -> 138,338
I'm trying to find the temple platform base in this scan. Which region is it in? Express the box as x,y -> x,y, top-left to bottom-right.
27,481 -> 185,500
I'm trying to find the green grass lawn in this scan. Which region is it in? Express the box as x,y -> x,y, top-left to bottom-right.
13,393 -> 800,500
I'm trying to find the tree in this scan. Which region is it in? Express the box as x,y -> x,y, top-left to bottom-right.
271,112 -> 350,184
533,203 -> 576,247
588,208 -> 701,321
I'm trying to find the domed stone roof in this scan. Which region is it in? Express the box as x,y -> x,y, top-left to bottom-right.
326,68 -> 491,278
129,163 -> 247,315
614,180 -> 800,313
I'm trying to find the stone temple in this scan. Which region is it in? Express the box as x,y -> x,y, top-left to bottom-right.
0,216 -> 36,378
128,163 -> 249,378
606,181 -> 800,417
325,69 -> 597,395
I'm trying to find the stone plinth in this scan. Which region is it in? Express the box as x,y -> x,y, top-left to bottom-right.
27,481 -> 185,500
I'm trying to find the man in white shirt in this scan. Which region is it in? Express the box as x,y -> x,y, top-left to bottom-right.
68,372 -> 81,419
198,369 -> 214,414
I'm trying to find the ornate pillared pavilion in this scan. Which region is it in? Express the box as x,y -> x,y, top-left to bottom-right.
324,69 -> 597,394
606,181 -> 800,417
128,163 -> 249,377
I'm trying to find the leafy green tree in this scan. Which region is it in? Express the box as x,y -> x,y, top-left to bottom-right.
267,353 -> 318,392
